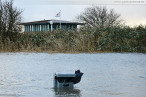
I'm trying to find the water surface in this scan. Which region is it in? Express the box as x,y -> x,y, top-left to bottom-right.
0,53 -> 146,97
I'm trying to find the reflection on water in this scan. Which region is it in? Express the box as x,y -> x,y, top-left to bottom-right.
0,53 -> 146,97
53,88 -> 81,97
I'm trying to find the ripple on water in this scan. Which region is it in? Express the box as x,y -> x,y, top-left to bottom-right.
0,53 -> 146,97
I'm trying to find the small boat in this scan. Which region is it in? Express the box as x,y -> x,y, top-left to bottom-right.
54,70 -> 84,88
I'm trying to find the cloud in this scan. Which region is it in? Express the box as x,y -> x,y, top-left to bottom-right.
13,0 -> 146,26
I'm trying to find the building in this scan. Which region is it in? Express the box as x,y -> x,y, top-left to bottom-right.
20,19 -> 84,32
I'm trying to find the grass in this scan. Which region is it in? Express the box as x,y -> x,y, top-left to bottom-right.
0,26 -> 146,53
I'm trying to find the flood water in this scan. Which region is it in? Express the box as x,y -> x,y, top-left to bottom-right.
0,53 -> 146,97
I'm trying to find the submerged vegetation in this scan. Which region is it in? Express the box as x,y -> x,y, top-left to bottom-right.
0,25 -> 146,53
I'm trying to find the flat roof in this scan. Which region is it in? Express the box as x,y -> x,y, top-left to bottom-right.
20,19 -> 84,25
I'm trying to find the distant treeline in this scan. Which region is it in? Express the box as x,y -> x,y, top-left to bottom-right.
0,1 -> 145,53
0,25 -> 146,53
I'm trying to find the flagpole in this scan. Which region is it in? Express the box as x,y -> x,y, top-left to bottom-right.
60,10 -> 61,29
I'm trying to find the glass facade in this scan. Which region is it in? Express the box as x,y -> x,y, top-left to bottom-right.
24,24 -> 77,32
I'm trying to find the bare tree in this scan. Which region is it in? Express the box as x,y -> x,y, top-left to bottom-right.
0,0 -> 22,43
77,6 -> 123,29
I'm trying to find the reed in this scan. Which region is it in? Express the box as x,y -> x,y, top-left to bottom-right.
0,25 -> 146,53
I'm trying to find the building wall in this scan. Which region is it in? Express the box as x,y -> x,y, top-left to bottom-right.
24,24 -> 77,32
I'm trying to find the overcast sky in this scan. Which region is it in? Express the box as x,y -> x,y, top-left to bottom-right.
10,0 -> 146,26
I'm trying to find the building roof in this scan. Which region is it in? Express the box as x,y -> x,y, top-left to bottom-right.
20,19 -> 84,25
